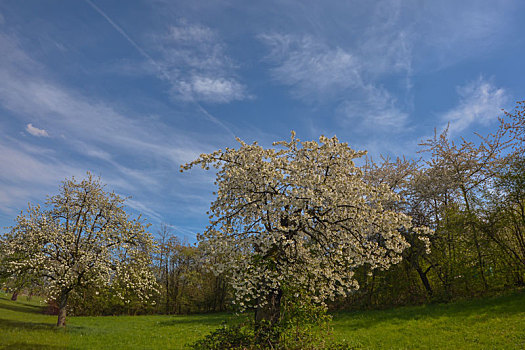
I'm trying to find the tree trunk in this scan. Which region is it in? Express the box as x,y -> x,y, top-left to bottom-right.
10,290 -> 20,301
415,266 -> 433,296
462,187 -> 488,291
57,292 -> 69,327
165,270 -> 170,314
255,289 -> 283,345
255,289 -> 282,325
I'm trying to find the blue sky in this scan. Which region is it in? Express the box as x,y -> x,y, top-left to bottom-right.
1,0 -> 524,240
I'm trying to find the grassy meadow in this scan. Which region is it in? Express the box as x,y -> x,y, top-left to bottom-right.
0,290 -> 524,349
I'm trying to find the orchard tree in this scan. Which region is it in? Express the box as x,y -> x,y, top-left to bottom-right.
1,173 -> 158,327
182,132 -> 430,328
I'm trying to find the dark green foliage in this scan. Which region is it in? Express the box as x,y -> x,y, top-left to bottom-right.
188,293 -> 353,350
188,323 -> 253,350
154,228 -> 231,316
66,284 -> 156,316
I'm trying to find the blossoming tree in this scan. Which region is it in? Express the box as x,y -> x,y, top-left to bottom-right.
182,132 -> 429,326
1,173 -> 157,327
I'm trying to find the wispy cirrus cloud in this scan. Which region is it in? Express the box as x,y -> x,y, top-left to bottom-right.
260,34 -> 362,100
0,35 -> 203,166
440,77 -> 508,135
256,1 -> 417,135
0,136 -> 84,215
260,32 -> 411,132
0,30 -> 220,226
86,1 -> 246,104
168,22 -> 214,43
257,0 -> 516,138
337,85 -> 409,133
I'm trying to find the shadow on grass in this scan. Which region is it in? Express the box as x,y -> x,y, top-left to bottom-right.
0,297 -> 46,315
158,317 -> 226,327
0,342 -> 75,350
0,317 -> 58,331
157,313 -> 241,327
332,291 -> 525,330
0,317 -> 84,333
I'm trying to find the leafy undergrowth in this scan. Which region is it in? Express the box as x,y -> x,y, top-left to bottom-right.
0,291 -> 524,349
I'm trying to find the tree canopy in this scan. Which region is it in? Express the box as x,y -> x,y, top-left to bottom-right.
183,132 -> 430,323
1,173 -> 157,326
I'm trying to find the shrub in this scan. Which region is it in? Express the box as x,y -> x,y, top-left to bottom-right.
188,294 -> 353,349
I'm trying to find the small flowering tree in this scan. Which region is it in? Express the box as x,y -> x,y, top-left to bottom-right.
1,173 -> 157,327
183,132 -> 429,330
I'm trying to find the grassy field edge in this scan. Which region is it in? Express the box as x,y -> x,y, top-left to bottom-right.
0,291 -> 524,349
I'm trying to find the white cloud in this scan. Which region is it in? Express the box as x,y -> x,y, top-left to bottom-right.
153,21 -> 247,103
168,22 -> 215,42
174,76 -> 246,103
26,123 -> 49,137
441,77 -> 508,135
85,2 -> 246,104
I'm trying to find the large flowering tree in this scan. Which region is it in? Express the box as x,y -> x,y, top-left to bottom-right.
183,132 -> 429,325
1,173 -> 157,326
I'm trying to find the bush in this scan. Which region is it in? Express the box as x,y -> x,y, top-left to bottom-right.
188,294 -> 354,349
188,323 -> 253,350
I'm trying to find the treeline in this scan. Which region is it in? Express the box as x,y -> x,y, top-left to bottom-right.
338,155 -> 525,309
153,225 -> 229,315
337,102 -> 525,309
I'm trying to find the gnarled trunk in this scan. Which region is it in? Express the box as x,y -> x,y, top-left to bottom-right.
57,292 -> 69,327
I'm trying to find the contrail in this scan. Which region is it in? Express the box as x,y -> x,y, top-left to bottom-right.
84,0 -> 236,138
197,105 -> 236,139
84,0 -> 170,81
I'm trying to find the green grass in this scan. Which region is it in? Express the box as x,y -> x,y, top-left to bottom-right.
0,291 -> 524,349
331,292 -> 525,349
0,292 -> 229,349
